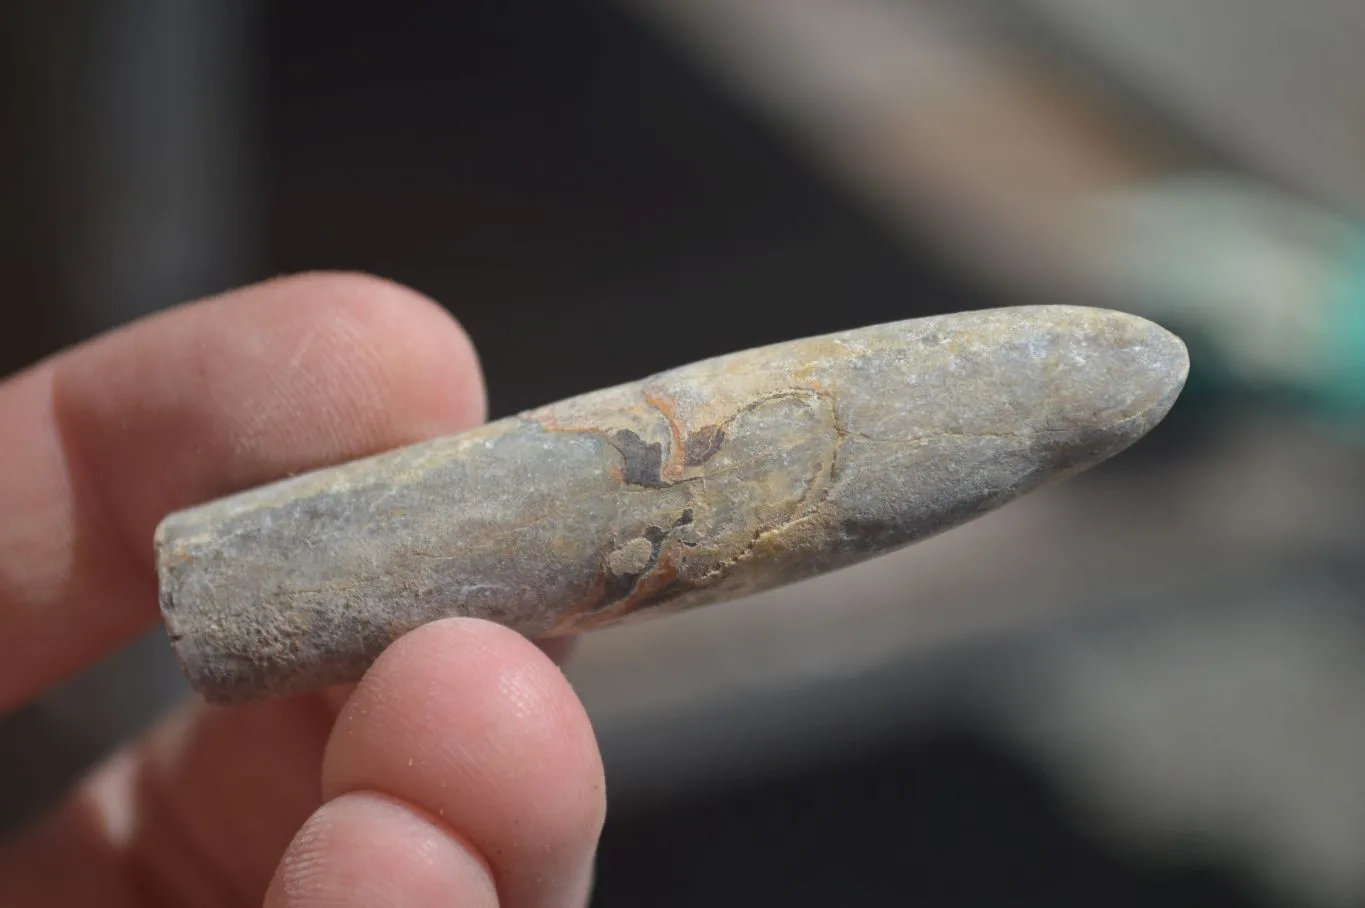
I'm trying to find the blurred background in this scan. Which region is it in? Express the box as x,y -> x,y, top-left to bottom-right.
3,1 -> 1365,905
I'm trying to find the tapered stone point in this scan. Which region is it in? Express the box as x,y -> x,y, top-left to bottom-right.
157,306 -> 1188,703
965,306 -> 1189,477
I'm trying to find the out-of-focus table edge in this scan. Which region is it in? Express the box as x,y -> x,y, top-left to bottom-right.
567,415 -> 1365,813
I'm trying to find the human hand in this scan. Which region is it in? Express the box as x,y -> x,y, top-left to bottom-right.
0,273 -> 606,907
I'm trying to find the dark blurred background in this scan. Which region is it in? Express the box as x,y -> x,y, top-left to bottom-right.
4,2 -> 1365,906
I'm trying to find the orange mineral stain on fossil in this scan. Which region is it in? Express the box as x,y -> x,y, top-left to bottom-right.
642,388 -> 688,481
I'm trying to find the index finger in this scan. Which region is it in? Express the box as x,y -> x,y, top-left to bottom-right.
0,271 -> 486,710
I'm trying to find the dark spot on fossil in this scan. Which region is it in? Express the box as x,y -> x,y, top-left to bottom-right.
672,508 -> 694,528
601,569 -> 638,604
607,429 -> 667,488
683,425 -> 725,466
643,525 -> 667,545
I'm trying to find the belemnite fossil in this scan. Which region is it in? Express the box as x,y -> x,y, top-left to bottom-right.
155,305 -> 1189,703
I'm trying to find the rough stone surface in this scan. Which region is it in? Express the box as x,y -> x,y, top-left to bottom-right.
155,305 -> 1189,703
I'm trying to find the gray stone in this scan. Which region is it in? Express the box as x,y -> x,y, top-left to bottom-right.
155,305 -> 1189,703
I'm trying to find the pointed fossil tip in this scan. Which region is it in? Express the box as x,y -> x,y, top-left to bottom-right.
1109,306 -> 1190,419
1018,305 -> 1190,477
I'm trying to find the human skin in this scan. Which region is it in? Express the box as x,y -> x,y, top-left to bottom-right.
0,273 -> 606,907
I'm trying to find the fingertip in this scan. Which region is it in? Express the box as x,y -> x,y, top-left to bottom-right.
56,269 -> 488,553
266,792 -> 498,908
324,618 -> 605,907
187,270 -> 487,458
248,271 -> 488,431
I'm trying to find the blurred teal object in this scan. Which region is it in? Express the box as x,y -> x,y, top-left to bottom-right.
1319,238 -> 1365,419
1099,175 -> 1365,430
